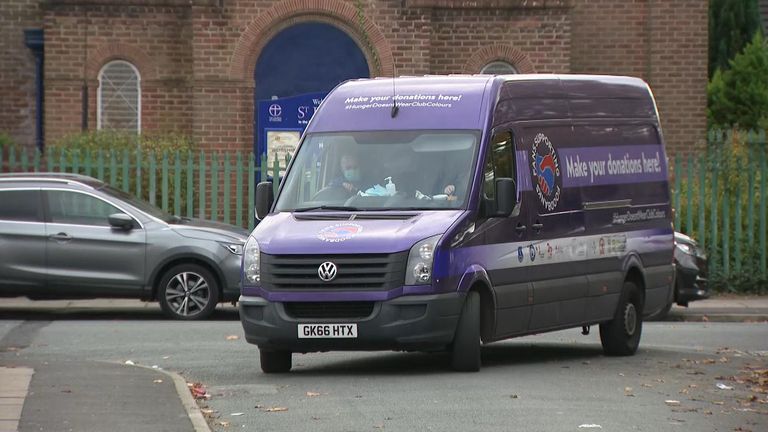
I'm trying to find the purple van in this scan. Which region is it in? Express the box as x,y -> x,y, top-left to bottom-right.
240,75 -> 675,373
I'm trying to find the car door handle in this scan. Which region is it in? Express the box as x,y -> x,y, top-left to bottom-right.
49,233 -> 72,242
515,224 -> 527,234
532,222 -> 543,232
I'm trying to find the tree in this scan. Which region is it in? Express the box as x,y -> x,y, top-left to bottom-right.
708,32 -> 768,129
709,0 -> 763,77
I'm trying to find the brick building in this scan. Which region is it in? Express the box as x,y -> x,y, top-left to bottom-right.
1,0 -> 708,156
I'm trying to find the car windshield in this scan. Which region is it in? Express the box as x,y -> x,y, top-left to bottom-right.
274,130 -> 480,212
98,184 -> 175,222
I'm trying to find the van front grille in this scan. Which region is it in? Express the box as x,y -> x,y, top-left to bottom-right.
284,302 -> 375,319
261,252 -> 407,291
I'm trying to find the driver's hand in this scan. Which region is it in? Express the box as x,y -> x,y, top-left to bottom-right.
343,182 -> 358,193
444,184 -> 456,195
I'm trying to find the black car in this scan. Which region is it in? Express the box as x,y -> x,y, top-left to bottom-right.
654,231 -> 709,319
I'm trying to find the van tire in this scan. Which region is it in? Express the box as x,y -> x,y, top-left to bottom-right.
260,349 -> 292,373
600,281 -> 643,356
451,291 -> 481,372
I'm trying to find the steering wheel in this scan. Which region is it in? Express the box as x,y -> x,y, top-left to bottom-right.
310,186 -> 352,202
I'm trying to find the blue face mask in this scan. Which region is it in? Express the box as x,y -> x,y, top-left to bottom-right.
343,168 -> 361,183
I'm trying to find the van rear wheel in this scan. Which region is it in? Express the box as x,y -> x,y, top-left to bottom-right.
451,291 -> 481,372
600,280 -> 643,356
260,349 -> 292,373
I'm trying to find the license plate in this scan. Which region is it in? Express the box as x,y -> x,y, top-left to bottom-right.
298,324 -> 358,339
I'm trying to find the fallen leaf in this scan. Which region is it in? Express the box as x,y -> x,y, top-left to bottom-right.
216,420 -> 230,427
124,360 -> 135,365
264,407 -> 288,412
189,382 -> 209,400
716,383 -> 734,390
679,388 -> 689,395
226,335 -> 240,341
153,379 -> 163,384
641,383 -> 653,388
254,405 -> 263,409
665,400 -> 681,406
306,392 -> 321,397
510,394 -> 519,399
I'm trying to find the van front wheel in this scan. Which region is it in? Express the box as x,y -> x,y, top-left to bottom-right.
451,291 -> 481,372
600,281 -> 643,356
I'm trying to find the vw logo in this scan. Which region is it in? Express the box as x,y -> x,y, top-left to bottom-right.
268,104 -> 282,117
318,262 -> 337,282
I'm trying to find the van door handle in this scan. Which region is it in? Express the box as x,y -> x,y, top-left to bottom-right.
532,222 -> 543,232
515,224 -> 526,234
49,233 -> 72,242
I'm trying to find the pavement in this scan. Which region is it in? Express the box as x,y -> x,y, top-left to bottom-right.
1,295 -> 766,432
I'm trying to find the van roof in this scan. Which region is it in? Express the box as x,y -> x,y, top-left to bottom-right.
306,74 -> 655,133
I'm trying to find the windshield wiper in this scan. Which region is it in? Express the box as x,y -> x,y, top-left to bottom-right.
292,205 -> 362,212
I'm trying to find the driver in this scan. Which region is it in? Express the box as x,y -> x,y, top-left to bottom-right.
328,152 -> 365,195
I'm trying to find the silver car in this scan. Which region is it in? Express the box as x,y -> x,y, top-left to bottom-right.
0,173 -> 248,320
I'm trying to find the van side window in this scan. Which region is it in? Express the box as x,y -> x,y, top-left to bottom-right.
483,131 -> 515,200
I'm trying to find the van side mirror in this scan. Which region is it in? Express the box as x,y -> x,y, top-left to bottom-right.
108,213 -> 135,230
492,178 -> 516,217
255,181 -> 274,220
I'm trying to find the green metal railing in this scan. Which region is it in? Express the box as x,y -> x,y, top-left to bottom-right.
1,128 -> 767,290
670,129 -> 767,289
0,146 -> 288,231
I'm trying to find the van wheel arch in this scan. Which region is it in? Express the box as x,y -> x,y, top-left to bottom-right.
469,283 -> 496,343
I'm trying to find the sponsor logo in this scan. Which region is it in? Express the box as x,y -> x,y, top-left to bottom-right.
518,246 -> 524,263
317,262 -> 338,282
530,133 -> 562,212
529,244 -> 536,262
317,223 -> 363,243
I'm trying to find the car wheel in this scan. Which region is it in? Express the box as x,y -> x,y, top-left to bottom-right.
158,264 -> 220,320
260,349 -> 292,373
451,291 -> 481,372
599,280 -> 643,356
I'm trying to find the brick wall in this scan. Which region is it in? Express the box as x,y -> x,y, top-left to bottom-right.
42,1 -> 193,143
1,0 -> 708,157
0,0 -> 42,147
571,0 -> 708,156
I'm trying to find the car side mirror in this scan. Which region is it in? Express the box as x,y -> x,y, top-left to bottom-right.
492,178 -> 516,217
108,213 -> 135,230
255,181 -> 274,221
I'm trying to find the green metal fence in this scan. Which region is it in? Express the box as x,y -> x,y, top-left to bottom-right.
670,129 -> 767,290
0,146 -> 289,231
1,128 -> 767,290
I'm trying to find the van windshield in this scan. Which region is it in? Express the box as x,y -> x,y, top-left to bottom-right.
274,130 -> 480,212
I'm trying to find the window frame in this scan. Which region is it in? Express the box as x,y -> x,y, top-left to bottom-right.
97,60 -> 142,133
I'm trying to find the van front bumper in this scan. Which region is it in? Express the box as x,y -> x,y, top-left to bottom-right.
238,293 -> 464,352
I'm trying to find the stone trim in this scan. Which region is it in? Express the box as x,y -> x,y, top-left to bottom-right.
229,0 -> 394,82
464,45 -> 535,74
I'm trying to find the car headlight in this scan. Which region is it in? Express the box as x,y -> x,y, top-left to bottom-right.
676,242 -> 694,255
220,242 -> 244,255
405,235 -> 441,285
243,236 -> 261,285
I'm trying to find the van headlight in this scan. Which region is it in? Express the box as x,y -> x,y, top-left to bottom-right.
405,235 -> 441,285
243,236 -> 261,285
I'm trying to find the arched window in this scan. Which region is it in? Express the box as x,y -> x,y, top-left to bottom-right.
98,60 -> 141,132
480,61 -> 518,75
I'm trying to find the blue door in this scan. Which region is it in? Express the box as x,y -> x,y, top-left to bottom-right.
254,22 -> 370,154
